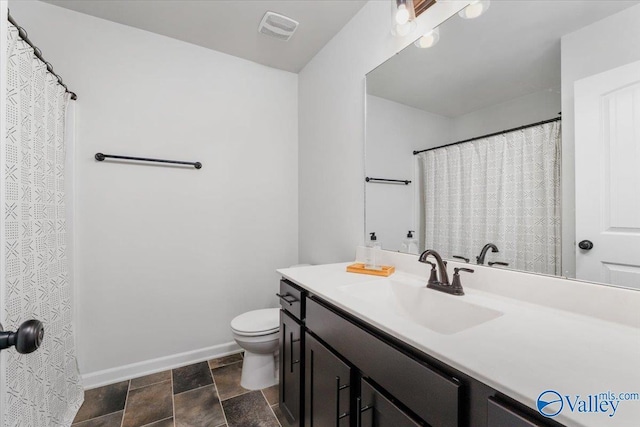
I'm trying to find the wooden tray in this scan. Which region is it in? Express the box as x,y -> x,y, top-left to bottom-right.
346,263 -> 395,277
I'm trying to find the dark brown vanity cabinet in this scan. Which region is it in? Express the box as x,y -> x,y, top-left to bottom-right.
304,333 -> 352,427
279,280 -> 306,426
279,279 -> 562,427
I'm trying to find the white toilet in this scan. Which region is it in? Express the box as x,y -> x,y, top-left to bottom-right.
231,307 -> 280,390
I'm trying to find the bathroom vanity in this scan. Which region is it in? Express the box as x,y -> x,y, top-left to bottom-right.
276,252 -> 640,427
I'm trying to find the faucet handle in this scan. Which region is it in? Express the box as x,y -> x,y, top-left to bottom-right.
452,255 -> 469,263
451,268 -> 474,295
488,261 -> 509,267
423,261 -> 440,285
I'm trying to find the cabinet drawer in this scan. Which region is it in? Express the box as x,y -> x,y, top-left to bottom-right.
279,280 -> 305,320
306,297 -> 460,427
488,398 -> 545,427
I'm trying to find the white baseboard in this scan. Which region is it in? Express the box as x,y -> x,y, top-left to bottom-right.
81,341 -> 241,390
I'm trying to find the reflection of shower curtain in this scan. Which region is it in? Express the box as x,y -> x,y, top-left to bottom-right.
418,121 -> 561,275
2,23 -> 83,425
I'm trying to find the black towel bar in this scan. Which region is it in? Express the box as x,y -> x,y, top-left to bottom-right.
95,153 -> 202,169
365,177 -> 411,185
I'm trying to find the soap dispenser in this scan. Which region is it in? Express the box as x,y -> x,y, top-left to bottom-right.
400,230 -> 419,255
365,232 -> 382,271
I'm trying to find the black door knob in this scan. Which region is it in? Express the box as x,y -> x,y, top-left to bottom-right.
0,320 -> 44,354
578,240 -> 594,250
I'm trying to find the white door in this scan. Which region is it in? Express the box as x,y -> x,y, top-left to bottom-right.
575,60 -> 640,289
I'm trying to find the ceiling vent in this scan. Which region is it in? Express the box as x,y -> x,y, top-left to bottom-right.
258,11 -> 299,41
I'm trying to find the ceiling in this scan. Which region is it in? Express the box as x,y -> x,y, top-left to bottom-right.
41,0 -> 367,73
367,1 -> 639,117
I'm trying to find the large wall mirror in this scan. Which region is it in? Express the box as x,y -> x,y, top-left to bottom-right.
365,1 -> 640,289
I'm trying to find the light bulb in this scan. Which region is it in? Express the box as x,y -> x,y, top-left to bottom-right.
395,4 -> 410,25
390,1 -> 415,37
414,27 -> 440,48
458,0 -> 490,19
464,2 -> 483,19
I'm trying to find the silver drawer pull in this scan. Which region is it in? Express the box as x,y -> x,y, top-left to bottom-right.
356,397 -> 373,427
276,293 -> 299,305
336,376 -> 350,424
290,335 -> 300,372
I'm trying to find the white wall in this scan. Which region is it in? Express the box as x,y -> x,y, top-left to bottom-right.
299,0 -> 466,264
365,95 -> 451,250
10,1 -> 298,386
561,3 -> 640,278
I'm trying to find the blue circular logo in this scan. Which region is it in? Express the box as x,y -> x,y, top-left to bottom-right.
537,390 -> 563,417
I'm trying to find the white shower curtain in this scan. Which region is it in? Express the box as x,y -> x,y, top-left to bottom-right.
2,23 -> 83,426
418,121 -> 561,275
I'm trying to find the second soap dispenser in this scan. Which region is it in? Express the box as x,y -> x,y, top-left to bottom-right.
400,230 -> 419,255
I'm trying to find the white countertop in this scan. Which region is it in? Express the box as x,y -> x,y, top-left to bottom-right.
277,262 -> 640,427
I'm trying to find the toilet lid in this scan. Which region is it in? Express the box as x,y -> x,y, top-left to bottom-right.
231,308 -> 280,336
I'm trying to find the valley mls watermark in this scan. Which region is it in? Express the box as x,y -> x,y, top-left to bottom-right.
537,390 -> 640,418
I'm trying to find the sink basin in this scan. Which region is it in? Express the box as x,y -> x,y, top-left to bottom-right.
339,276 -> 503,334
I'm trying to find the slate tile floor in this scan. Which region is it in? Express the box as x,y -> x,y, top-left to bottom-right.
73,353 -> 293,427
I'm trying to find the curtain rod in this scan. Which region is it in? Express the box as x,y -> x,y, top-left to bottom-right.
412,115 -> 561,155
7,11 -> 77,101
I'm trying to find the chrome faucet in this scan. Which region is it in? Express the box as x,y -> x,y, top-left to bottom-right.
419,249 -> 471,296
476,243 -> 499,265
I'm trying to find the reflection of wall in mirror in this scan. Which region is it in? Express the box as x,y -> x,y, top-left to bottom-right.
366,95 -> 450,251
366,88 -> 561,253
451,89 -> 561,142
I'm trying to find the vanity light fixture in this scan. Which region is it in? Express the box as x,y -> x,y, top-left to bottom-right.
458,0 -> 491,20
395,2 -> 410,24
414,27 -> 440,48
391,0 -> 416,37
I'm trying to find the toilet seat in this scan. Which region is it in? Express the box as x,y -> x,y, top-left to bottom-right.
231,308 -> 280,337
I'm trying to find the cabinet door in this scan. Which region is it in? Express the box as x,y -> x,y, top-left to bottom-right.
306,297 -> 460,427
359,378 -> 421,427
305,333 -> 351,427
487,398 -> 546,427
280,310 -> 302,425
